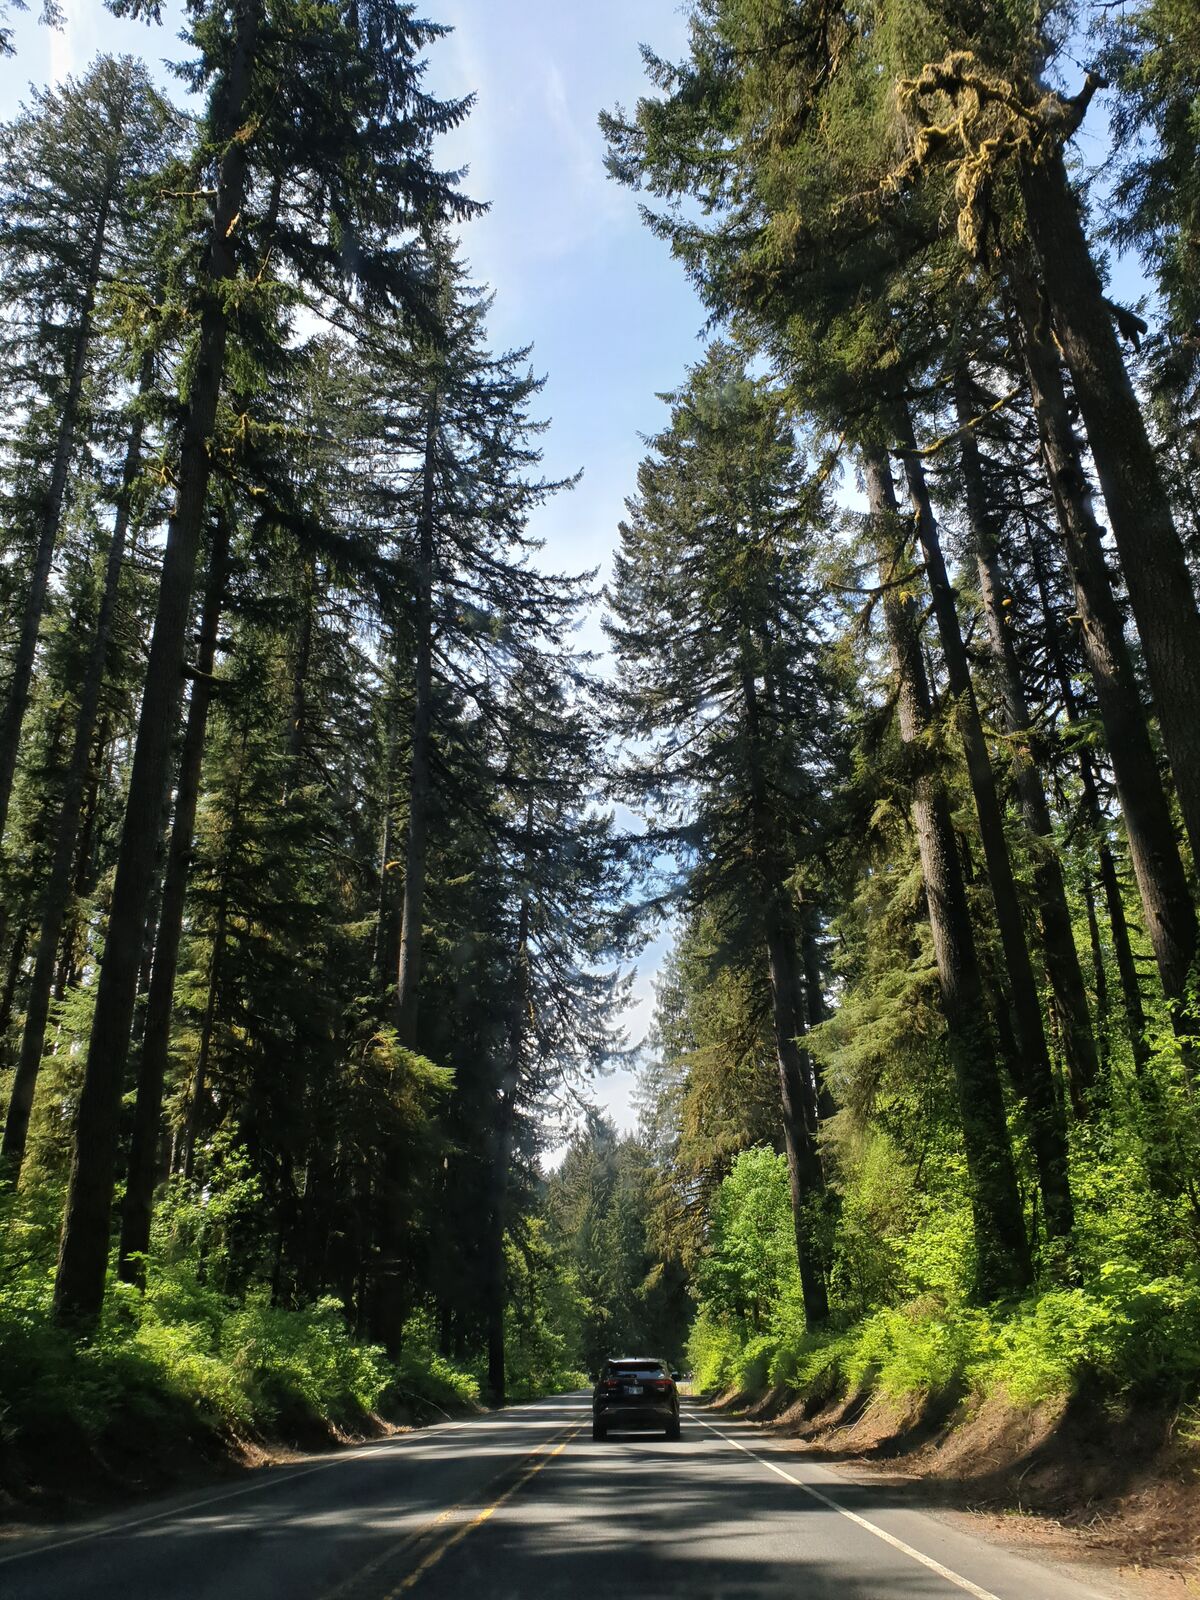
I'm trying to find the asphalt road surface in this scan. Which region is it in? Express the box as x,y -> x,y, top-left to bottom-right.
0,1393 -> 1111,1600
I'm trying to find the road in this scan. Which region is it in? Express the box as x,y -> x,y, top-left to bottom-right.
0,1393 -> 1110,1600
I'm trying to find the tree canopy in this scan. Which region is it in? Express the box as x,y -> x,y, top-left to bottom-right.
3,0 -> 1200,1475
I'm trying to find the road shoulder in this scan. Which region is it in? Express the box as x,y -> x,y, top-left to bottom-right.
709,1388 -> 1200,1599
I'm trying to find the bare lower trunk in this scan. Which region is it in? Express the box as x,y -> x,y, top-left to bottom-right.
897,414 -> 1073,1239
763,909 -> 830,1327
956,374 -> 1099,1113
485,1088 -> 516,1406
0,924 -> 30,1065
374,695 -> 403,985
487,819 -> 534,1405
801,913 -> 837,1124
1008,266 -> 1197,1022
72,716 -> 110,903
1094,833 -> 1150,1070
0,181 -> 114,843
1080,870 -> 1109,1059
1026,540 -> 1151,1069
1020,149 -> 1200,867
740,664 -> 828,1328
373,404 -> 438,1357
394,401 -> 437,1048
181,900 -> 227,1181
117,513 -> 230,1283
2,368 -> 149,1180
283,556 -> 315,796
864,443 -> 1031,1299
53,1 -> 259,1328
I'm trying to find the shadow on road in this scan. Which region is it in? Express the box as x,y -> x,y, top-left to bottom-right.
0,1395 -> 1093,1600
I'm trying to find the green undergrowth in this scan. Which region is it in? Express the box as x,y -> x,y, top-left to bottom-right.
689,1267 -> 1200,1413
686,1139 -> 1200,1419
0,1261 -> 481,1485
0,1162 -> 583,1501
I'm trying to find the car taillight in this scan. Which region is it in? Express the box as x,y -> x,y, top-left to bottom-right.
602,1380 -> 618,1390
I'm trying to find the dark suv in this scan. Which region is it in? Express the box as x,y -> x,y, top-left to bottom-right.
592,1358 -> 681,1441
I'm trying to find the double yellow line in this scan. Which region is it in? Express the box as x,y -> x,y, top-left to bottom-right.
392,1426 -> 579,1594
325,1423 -> 581,1600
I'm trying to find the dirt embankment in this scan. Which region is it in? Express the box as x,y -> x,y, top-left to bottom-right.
713,1383 -> 1200,1595
0,1394 -> 455,1535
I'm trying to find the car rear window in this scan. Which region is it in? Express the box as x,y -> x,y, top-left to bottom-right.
607,1361 -> 666,1377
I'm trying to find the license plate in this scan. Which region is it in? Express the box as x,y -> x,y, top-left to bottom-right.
627,1384 -> 643,1395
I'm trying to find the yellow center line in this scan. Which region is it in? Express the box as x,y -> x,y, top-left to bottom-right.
390,1426 -> 581,1595
320,1424 -> 579,1600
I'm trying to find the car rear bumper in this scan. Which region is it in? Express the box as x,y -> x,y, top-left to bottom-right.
594,1402 -> 677,1429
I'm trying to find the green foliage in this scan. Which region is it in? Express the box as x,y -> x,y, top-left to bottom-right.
389,1312 -> 481,1413
545,1117 -> 691,1375
695,1148 -> 804,1334
500,1224 -> 589,1401
686,1306 -> 751,1393
6,0 -> 1200,1506
1106,0 -> 1200,331
687,1096 -> 1200,1414
0,19 -> 615,1431
0,1241 -> 478,1463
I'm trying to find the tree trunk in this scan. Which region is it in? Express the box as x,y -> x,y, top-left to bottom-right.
283,555 -> 315,797
955,373 -> 1100,1114
801,912 -> 837,1124
181,897 -> 227,1182
896,413 -> 1074,1240
374,681 -> 403,985
1020,147 -> 1200,867
740,665 -> 828,1328
0,180 -> 114,844
369,403 -> 438,1358
176,714 -> 250,1182
1080,868 -> 1110,1063
1026,537 -> 1151,1069
394,399 -> 437,1048
1007,266 -> 1198,1021
485,1080 -> 517,1407
117,512 -> 230,1283
863,443 -> 1031,1300
0,923 -> 29,1065
1,362 -> 150,1180
763,909 -> 830,1327
72,713 -> 112,903
53,1 -> 260,1328
487,811 -> 534,1406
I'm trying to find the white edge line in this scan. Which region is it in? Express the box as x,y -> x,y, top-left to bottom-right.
0,1395 -> 572,1570
695,1413 -> 1003,1600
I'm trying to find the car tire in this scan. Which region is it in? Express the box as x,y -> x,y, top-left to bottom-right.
666,1417 -> 681,1442
592,1420 -> 606,1441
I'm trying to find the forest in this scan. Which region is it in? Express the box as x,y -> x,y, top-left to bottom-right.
1,0 -> 1199,1510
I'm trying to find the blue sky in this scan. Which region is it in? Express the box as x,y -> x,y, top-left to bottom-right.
0,0 -> 704,1136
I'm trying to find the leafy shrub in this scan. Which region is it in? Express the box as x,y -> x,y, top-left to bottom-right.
695,1148 -> 803,1334
685,1131 -> 1200,1416
0,1251 -> 477,1472
687,1306 -> 748,1391
392,1311 -> 480,1412
501,1223 -> 590,1399
223,1295 -> 392,1428
985,1270 -> 1200,1403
